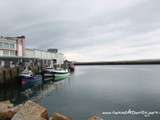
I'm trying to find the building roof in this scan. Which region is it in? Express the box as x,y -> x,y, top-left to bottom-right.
0,36 -> 25,40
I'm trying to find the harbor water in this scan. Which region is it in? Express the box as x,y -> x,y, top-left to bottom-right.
1,65 -> 160,119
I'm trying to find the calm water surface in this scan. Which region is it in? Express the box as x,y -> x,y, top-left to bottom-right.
1,65 -> 160,120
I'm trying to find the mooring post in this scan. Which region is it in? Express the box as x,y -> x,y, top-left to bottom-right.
40,59 -> 45,83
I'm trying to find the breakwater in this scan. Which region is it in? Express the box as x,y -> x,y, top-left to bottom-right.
75,59 -> 160,65
0,100 -> 100,120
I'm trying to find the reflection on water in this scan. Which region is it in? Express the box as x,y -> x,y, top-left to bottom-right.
0,77 -> 71,105
0,84 -> 22,104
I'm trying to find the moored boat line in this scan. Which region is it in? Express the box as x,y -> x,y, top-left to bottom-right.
19,65 -> 74,89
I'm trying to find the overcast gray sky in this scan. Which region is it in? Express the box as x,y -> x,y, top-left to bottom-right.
0,0 -> 160,61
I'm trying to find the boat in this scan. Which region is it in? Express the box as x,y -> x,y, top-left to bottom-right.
43,67 -> 70,81
54,72 -> 70,81
19,68 -> 42,88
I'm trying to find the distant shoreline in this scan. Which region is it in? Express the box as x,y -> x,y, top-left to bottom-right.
74,60 -> 160,65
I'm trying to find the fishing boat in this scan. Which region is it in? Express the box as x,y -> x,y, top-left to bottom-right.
43,67 -> 70,81
19,68 -> 42,88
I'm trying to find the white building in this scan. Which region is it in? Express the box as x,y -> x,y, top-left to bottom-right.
0,36 -> 65,65
25,48 -> 35,58
0,36 -> 25,57
24,48 -> 64,65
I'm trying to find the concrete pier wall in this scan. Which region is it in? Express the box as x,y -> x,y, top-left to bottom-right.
0,57 -> 48,84
0,66 -> 41,85
0,67 -> 18,84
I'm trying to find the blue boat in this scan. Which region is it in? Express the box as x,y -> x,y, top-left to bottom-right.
19,68 -> 42,88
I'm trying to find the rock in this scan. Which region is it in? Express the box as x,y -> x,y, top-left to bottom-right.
0,100 -> 15,120
88,116 -> 103,120
11,104 -> 23,113
11,100 -> 48,120
51,113 -> 72,120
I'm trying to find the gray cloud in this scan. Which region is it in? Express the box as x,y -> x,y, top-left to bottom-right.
0,0 -> 160,61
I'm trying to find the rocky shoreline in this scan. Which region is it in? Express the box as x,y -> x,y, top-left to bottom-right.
0,100 -> 102,120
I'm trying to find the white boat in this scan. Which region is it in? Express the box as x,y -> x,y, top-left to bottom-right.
45,67 -> 68,73
19,68 -> 33,78
43,67 -> 70,81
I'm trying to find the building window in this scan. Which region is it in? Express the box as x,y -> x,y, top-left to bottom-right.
10,51 -> 16,56
0,50 -> 3,56
0,42 -> 16,49
9,43 -> 15,49
0,42 -> 2,49
4,43 -> 9,49
3,50 -> 9,56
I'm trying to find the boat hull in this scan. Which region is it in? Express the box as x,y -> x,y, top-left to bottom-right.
43,69 -> 70,81
54,73 -> 70,81
20,75 -> 42,88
